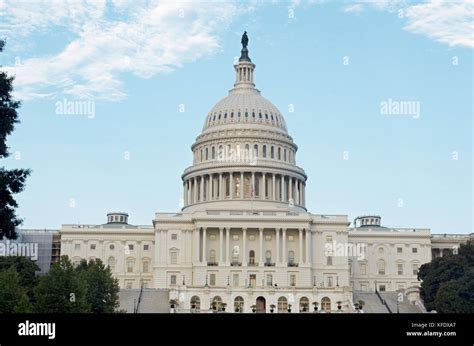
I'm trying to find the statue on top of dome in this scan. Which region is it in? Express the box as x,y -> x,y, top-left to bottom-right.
241,31 -> 249,48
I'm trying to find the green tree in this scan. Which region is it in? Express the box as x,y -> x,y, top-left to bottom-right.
419,241 -> 474,312
0,39 -> 31,240
76,258 -> 120,313
0,256 -> 39,296
0,267 -> 32,313
34,256 -> 89,313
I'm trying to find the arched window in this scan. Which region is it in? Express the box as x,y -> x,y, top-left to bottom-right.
284,149 -> 287,161
263,145 -> 267,158
211,146 -> 215,159
277,147 -> 281,160
209,249 -> 216,264
270,146 -> 274,159
211,296 -> 223,311
253,144 -> 258,157
321,297 -> 331,311
249,250 -> 255,265
278,297 -> 288,313
288,250 -> 295,265
107,256 -> 116,272
190,296 -> 200,312
245,144 -> 250,152
205,148 -> 208,160
377,259 -> 386,275
299,297 -> 309,312
265,250 -> 272,264
234,296 -> 244,313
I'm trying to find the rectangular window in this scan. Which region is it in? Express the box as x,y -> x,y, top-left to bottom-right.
412,264 -> 418,275
266,274 -> 273,286
127,261 -> 134,273
360,264 -> 367,275
74,244 -> 81,251
327,276 -> 333,287
290,274 -> 296,287
397,264 -> 403,275
379,285 -> 386,292
171,233 -> 178,240
125,281 -> 133,289
170,252 -> 178,264
326,256 -> 333,266
170,275 -> 176,285
90,244 -> 96,250
233,274 -> 239,287
397,247 -> 402,253
412,247 -> 418,253
143,261 -> 149,273
128,244 -> 134,250
210,273 -> 216,286
249,274 -> 256,288
144,244 -> 149,251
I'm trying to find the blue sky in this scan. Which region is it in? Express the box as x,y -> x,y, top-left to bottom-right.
0,0 -> 472,233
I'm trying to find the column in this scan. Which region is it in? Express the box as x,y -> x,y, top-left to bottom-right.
226,228 -> 230,263
219,173 -> 223,200
306,229 -> 311,264
272,174 -> 276,200
276,228 -> 280,264
230,172 -> 234,199
199,176 -> 204,202
242,228 -> 247,265
219,227 -> 224,263
302,183 -> 306,207
289,177 -> 293,201
251,172 -> 255,198
240,172 -> 244,198
155,230 -> 161,264
262,173 -> 266,199
194,228 -> 200,262
193,177 -> 197,203
183,182 -> 186,206
259,228 -> 264,265
299,228 -> 303,264
282,228 -> 287,264
296,180 -> 300,205
280,175 -> 284,201
202,227 -> 207,264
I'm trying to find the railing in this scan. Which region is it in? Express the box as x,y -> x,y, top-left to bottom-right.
134,280 -> 144,314
264,262 -> 275,267
288,262 -> 299,267
375,290 -> 392,313
207,262 -> 219,266
230,262 -> 242,266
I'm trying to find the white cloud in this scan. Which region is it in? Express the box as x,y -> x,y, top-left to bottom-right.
404,0 -> 473,48
0,0 -> 254,101
343,4 -> 363,13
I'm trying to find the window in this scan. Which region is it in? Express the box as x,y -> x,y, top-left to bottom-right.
360,263 -> 367,275
326,256 -> 333,266
412,247 -> 418,253
277,297 -> 288,313
170,275 -> 177,285
125,281 -> 133,289
266,274 -> 273,286
143,261 -> 149,273
327,276 -> 333,287
144,244 -> 149,251
171,233 -> 178,240
321,297 -> 331,311
265,250 -> 272,264
212,147 -> 215,159
299,297 -> 309,312
107,257 -> 115,272
190,296 -> 200,311
284,149 -> 287,161
397,247 -> 402,253
277,147 -> 281,160
397,263 -> 403,275
74,244 -> 81,251
128,244 -> 134,250
90,244 -> 96,250
212,296 -> 222,311
127,260 -> 134,273
109,244 -> 115,250
209,249 -> 216,263
412,264 -> 418,275
234,296 -> 244,313
253,144 -> 258,157
249,250 -> 255,265
288,250 -> 295,265
379,285 -> 386,292
377,260 -> 386,275
170,252 -> 178,264
290,274 -> 296,287
209,273 -> 216,286
263,145 -> 267,158
249,274 -> 256,288
233,274 -> 239,287
270,146 -> 274,159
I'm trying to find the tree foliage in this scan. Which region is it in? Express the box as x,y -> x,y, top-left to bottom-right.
0,39 -> 30,240
0,267 -> 32,313
419,241 -> 474,313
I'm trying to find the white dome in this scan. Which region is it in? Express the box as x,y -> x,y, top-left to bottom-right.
203,88 -> 287,132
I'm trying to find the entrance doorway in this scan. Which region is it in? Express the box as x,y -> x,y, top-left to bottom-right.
256,296 -> 266,313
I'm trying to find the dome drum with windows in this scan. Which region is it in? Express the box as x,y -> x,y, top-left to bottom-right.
182,33 -> 307,212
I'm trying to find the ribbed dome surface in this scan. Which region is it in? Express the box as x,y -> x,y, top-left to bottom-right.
203,89 -> 287,132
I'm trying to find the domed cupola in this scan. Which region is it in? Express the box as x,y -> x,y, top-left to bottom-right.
181,32 -> 307,212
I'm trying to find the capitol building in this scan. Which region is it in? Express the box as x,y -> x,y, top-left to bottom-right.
60,34 -> 472,313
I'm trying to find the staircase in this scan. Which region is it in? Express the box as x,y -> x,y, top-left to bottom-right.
118,288 -> 170,313
379,292 -> 425,313
353,292 -> 390,313
353,291 -> 426,313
